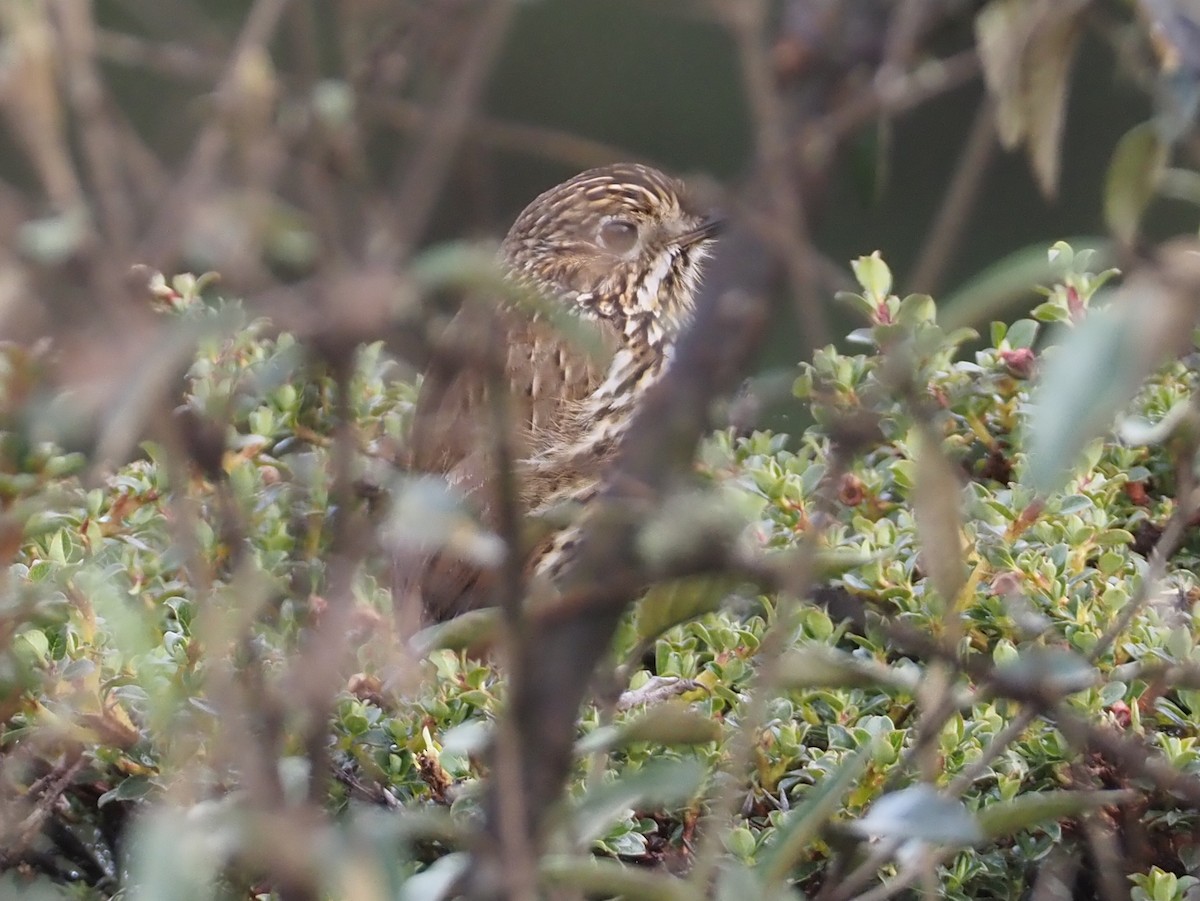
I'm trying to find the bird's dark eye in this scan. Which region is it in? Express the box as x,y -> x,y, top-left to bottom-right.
597,219 -> 639,253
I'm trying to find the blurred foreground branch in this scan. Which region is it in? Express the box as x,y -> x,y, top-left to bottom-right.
467,216 -> 776,896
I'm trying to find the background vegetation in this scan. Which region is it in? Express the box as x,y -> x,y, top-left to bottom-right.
2,1 -> 1200,899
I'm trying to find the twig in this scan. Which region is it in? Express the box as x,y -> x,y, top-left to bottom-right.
467,217 -> 772,898
800,48 -> 981,163
483,324 -> 539,901
95,27 -> 225,80
369,96 -> 645,174
726,0 -> 829,347
49,0 -> 135,257
138,0 -> 292,269
385,0 -> 517,263
908,98 -> 997,296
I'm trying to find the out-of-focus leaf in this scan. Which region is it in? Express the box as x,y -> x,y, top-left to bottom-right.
993,646 -> 1097,696
413,241 -> 611,363
775,645 -> 919,693
1027,310 -> 1138,493
614,702 -> 721,746
576,704 -> 715,758
976,0 -> 1026,148
567,758 -> 705,847
760,745 -> 873,884
939,238 -> 1112,332
975,0 -> 1088,196
811,547 -> 879,580
0,874 -> 75,900
635,577 -> 732,643
1159,166 -> 1200,206
541,855 -> 699,901
637,487 -> 747,573
715,861 -> 799,901
85,312 -> 235,469
1105,122 -> 1167,246
410,240 -> 505,293
397,852 -> 470,901
385,476 -> 504,566
126,806 -> 231,901
440,719 -> 491,757
1020,3 -> 1086,196
977,789 -> 1133,841
851,784 -> 984,846
408,608 -> 499,656
19,208 -> 91,264
1118,398 -> 1200,446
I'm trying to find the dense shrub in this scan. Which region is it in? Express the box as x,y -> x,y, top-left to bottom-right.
2,246 -> 1199,899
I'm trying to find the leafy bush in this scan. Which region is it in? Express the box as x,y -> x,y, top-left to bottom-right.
2,245 -> 1199,899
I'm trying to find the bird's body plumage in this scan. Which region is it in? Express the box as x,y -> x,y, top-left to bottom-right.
401,163 -> 718,620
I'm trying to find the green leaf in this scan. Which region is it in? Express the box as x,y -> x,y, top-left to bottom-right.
1048,241 -> 1074,268
1092,528 -> 1134,547
615,702 -> 721,746
1105,122 -> 1167,246
17,628 -> 50,663
635,577 -> 731,643
726,825 -> 757,859
99,775 -> 153,807
940,238 -> 1112,332
977,790 -> 1133,841
851,252 -> 892,300
837,291 -> 878,320
1005,318 -> 1039,349
897,294 -> 936,327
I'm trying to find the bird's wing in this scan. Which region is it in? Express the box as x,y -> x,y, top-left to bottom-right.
400,302 -> 619,622
408,303 -> 618,485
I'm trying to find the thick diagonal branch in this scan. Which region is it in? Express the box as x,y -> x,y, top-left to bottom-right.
467,221 -> 775,896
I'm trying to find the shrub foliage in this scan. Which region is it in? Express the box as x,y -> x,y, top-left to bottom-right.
2,246 -> 1200,900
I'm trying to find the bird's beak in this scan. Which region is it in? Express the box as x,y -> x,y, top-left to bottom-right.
678,213 -> 724,246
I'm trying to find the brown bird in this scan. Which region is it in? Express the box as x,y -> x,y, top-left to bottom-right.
400,163 -> 721,622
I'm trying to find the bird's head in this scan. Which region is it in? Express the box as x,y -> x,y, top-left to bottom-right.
501,163 -> 721,338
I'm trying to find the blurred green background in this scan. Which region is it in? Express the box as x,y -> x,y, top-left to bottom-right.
12,0 -> 1183,357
